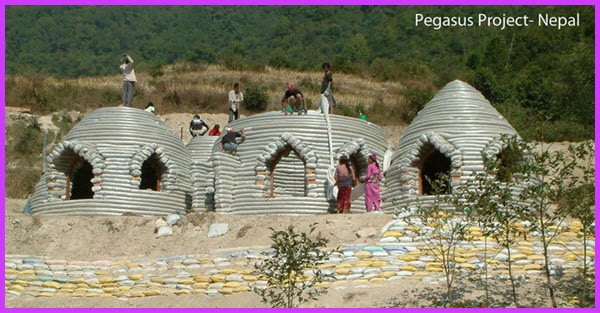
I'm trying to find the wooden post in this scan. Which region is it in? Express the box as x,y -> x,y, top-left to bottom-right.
42,132 -> 47,173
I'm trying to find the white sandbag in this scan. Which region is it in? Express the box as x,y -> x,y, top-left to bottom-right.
156,226 -> 173,238
155,218 -> 168,229
166,214 -> 181,226
208,223 -> 229,238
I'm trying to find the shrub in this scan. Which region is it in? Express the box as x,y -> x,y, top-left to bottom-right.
5,168 -> 41,199
244,85 -> 269,112
336,102 -> 354,117
400,86 -> 434,123
254,223 -> 333,308
298,76 -> 318,93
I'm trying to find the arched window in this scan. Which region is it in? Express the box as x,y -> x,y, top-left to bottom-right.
496,147 -> 522,183
66,156 -> 95,200
419,145 -> 452,195
270,147 -> 307,197
140,153 -> 165,191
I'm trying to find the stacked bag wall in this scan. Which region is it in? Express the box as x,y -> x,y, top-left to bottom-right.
187,136 -> 218,212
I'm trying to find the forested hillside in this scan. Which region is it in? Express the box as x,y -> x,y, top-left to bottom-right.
5,5 -> 594,140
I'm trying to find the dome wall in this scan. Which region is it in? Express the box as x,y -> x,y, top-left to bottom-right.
186,136 -> 218,212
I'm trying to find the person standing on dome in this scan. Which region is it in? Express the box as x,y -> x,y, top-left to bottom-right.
119,53 -> 137,107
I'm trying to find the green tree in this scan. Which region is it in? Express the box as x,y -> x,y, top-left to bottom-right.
254,223 -> 333,308
243,85 -> 269,112
458,135 -> 531,307
398,174 -> 468,307
560,141 -> 595,307
342,33 -> 371,63
518,139 -> 595,308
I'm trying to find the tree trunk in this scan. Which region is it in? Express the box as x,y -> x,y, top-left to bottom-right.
483,235 -> 490,307
506,228 -> 519,307
581,230 -> 588,307
539,211 -> 557,307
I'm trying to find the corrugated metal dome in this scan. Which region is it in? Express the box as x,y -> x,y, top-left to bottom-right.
29,107 -> 192,216
382,80 -> 518,210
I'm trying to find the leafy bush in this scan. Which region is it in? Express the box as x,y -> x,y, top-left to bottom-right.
400,86 -> 434,123
244,85 -> 269,112
298,76 -> 318,93
254,223 -> 333,308
336,102 -> 354,117
355,103 -> 365,112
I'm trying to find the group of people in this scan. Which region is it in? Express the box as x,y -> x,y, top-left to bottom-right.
119,53 -> 339,117
120,55 -> 379,211
189,115 -> 221,137
280,63 -> 335,115
188,114 -> 244,153
334,154 -> 382,214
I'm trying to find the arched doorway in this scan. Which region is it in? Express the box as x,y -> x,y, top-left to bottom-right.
419,145 -> 452,195
140,153 -> 165,191
270,146 -> 307,197
67,156 -> 94,200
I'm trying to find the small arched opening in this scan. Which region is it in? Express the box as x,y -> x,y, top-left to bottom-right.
349,154 -> 366,180
270,146 -> 307,197
140,153 -> 166,191
419,145 -> 452,195
67,156 -> 95,200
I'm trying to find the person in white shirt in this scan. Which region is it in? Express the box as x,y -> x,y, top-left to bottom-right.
120,53 -> 137,107
228,82 -> 244,122
145,102 -> 155,114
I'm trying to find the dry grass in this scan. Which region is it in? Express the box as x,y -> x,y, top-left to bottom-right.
6,64 -> 414,125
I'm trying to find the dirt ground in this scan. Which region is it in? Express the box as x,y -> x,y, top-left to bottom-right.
4,199 -> 394,261
3,198 -> 588,308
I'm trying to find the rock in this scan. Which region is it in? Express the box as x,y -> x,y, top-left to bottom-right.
355,227 -> 379,239
166,214 -> 181,226
156,226 -> 173,238
208,224 -> 229,238
155,218 -> 168,229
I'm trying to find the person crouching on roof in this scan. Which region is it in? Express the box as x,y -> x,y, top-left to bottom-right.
221,127 -> 245,153
281,83 -> 308,115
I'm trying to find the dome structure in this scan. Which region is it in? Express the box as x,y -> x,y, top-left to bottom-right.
206,111 -> 391,214
27,81 -> 521,216
29,107 -> 192,216
382,80 -> 518,210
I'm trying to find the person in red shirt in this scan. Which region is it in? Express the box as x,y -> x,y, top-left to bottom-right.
209,124 -> 221,136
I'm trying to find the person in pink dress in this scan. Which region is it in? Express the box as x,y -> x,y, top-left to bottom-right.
363,154 -> 382,213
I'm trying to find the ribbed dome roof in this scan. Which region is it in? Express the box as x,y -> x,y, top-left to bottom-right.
64,107 -> 188,160
382,80 -> 519,210
396,80 -> 516,156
